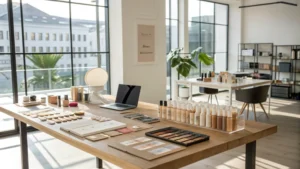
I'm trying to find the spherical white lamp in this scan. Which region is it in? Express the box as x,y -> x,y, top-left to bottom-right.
84,68 -> 109,104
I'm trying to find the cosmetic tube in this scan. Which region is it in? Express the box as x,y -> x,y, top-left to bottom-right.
206,106 -> 211,128
167,100 -> 172,120
226,108 -> 233,132
194,105 -> 200,126
185,104 -> 190,124
171,101 -> 177,121
162,101 -> 167,119
200,105 -> 206,127
181,103 -> 186,123
158,100 -> 163,118
222,108 -> 227,131
176,102 -> 181,122
217,106 -> 223,130
232,107 -> 238,131
189,104 -> 195,125
212,105 -> 217,129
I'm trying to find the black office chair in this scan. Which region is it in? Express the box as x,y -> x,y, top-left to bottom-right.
235,85 -> 269,121
200,87 -> 219,105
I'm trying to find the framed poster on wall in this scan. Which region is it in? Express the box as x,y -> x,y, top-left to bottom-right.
137,24 -> 155,64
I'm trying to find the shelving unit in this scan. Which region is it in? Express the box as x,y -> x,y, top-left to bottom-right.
238,43 -> 300,99
273,45 -> 300,99
238,43 -> 273,78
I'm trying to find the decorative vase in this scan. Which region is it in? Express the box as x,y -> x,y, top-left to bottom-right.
179,87 -> 189,99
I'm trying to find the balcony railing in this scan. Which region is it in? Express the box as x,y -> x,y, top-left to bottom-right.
0,66 -> 107,100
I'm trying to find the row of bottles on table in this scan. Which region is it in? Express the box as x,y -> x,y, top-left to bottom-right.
158,100 -> 244,132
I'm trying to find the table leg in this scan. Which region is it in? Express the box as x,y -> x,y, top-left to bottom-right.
246,141 -> 256,169
19,121 -> 29,169
229,89 -> 233,106
268,83 -> 271,115
96,157 -> 103,169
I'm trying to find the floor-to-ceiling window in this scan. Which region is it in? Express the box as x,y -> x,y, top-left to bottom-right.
188,0 -> 228,77
166,0 -> 179,99
0,0 -> 110,135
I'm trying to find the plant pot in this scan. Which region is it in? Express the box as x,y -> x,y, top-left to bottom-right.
179,87 -> 190,99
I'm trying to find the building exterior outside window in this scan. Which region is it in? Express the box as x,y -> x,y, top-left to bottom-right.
0,31 -> 3,40
31,32 -> 35,40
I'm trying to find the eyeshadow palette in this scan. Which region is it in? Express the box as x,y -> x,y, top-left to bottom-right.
145,127 -> 209,146
124,113 -> 160,124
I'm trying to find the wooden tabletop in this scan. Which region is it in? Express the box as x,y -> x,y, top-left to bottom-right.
176,78 -> 272,90
0,98 -> 277,169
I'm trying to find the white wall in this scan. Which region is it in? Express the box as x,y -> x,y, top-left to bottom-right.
242,0 -> 300,44
110,0 -> 166,104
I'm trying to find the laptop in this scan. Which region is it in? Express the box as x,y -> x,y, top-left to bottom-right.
100,84 -> 141,111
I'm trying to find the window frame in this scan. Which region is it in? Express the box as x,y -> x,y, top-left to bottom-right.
166,0 -> 179,99
188,0 -> 229,75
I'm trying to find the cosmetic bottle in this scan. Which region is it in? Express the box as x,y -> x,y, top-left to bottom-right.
180,103 -> 186,123
158,100 -> 163,118
162,101 -> 167,119
171,101 -> 176,121
176,102 -> 181,122
217,106 -> 223,130
167,100 -> 172,120
194,105 -> 200,126
226,109 -> 233,132
63,95 -> 69,107
185,104 -> 190,124
200,105 -> 206,127
222,108 -> 227,131
57,96 -> 61,107
232,107 -> 238,131
189,104 -> 195,125
206,106 -> 211,128
212,105 -> 217,129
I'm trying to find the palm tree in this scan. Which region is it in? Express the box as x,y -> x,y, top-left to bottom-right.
25,54 -> 72,90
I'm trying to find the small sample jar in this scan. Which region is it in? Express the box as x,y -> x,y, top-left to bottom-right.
40,97 -> 46,103
30,95 -> 36,102
23,96 -> 30,102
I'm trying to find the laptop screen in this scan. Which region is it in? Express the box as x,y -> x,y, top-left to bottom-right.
115,84 -> 141,106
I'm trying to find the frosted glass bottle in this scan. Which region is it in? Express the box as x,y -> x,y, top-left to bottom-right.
171,101 -> 177,121
200,106 -> 206,127
211,105 -> 217,129
194,105 -> 200,126
206,106 -> 211,128
189,104 -> 195,125
181,103 -> 187,123
176,102 -> 181,122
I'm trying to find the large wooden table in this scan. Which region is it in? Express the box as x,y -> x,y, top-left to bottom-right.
0,98 -> 277,169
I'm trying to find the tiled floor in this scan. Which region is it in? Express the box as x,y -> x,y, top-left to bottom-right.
0,93 -> 299,169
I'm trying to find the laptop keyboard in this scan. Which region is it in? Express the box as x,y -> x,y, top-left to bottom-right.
115,103 -> 131,108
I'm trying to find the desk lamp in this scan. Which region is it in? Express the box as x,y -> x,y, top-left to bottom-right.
84,68 -> 109,104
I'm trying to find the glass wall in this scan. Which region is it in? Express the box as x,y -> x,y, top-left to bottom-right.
188,0 -> 228,77
166,0 -> 179,99
0,0 -> 109,134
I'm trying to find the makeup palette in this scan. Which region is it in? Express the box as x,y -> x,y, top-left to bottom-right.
145,127 -> 209,146
124,113 -> 160,124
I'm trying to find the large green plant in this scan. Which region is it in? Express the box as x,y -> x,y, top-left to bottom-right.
167,47 -> 214,78
25,54 -> 71,89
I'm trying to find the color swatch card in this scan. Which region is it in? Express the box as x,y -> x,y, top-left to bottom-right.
148,144 -> 181,155
133,141 -> 165,150
108,136 -> 186,161
121,137 -> 152,146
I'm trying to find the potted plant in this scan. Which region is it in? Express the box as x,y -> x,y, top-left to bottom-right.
167,47 -> 214,99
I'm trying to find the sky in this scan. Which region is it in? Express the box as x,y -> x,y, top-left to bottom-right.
0,0 -> 106,21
